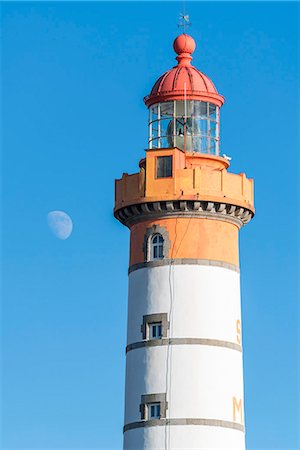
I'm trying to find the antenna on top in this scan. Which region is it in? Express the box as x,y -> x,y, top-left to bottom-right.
178,12 -> 192,33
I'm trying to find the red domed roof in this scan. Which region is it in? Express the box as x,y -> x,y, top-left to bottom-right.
144,34 -> 224,108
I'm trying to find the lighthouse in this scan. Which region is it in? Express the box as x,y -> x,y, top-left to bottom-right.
114,33 -> 254,450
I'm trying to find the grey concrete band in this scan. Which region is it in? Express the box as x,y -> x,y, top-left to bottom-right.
129,258 -> 240,274
126,338 -> 242,354
123,418 -> 244,433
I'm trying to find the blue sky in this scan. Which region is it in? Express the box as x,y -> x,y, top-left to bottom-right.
1,2 -> 299,449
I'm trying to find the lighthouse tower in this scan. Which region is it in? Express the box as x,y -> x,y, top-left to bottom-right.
114,34 -> 254,450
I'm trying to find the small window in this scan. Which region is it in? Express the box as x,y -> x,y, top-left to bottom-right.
140,393 -> 167,420
141,313 -> 168,341
148,403 -> 161,419
149,322 -> 162,340
151,234 -> 164,260
156,156 -> 172,178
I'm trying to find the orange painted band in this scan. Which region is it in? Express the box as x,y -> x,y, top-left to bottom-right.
130,217 -> 240,267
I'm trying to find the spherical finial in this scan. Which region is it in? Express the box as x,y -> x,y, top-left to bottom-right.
173,34 -> 196,56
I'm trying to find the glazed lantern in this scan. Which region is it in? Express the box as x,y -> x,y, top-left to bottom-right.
144,34 -> 224,154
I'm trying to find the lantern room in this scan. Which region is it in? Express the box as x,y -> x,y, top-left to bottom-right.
144,34 -> 225,155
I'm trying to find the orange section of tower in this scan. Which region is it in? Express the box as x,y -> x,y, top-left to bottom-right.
129,217 -> 239,267
114,148 -> 254,214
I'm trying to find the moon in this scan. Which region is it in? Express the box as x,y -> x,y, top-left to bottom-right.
47,211 -> 73,240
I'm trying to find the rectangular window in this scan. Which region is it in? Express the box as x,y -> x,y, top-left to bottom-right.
140,393 -> 167,421
149,322 -> 162,340
141,313 -> 168,340
156,156 -> 172,178
148,403 -> 161,419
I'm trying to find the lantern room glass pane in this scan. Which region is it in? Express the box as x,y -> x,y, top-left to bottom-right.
201,138 -> 208,153
175,100 -> 194,117
209,140 -> 217,154
150,104 -> 159,121
192,102 -> 199,117
200,119 -> 208,134
152,125 -> 159,139
160,101 -> 174,117
192,136 -> 201,152
160,136 -> 169,149
160,119 -> 170,137
209,103 -> 217,120
151,138 -> 159,149
199,102 -> 208,117
210,120 -> 217,137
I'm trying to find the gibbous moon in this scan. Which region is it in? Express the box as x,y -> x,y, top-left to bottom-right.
47,210 -> 73,240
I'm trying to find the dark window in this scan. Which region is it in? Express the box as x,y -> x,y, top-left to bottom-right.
140,393 -> 167,420
149,403 -> 161,419
151,234 -> 164,260
149,322 -> 163,340
156,156 -> 172,178
141,313 -> 168,341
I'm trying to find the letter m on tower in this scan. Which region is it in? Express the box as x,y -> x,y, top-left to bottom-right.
233,397 -> 243,424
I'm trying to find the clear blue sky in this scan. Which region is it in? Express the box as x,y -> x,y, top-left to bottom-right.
1,2 -> 299,449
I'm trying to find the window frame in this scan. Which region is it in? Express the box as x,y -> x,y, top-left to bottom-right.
148,403 -> 161,419
143,225 -> 171,262
141,313 -> 168,340
149,322 -> 163,340
140,393 -> 167,421
151,233 -> 164,260
156,155 -> 173,179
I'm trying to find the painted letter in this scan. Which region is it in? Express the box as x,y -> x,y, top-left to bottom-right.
233,397 -> 243,424
236,319 -> 241,344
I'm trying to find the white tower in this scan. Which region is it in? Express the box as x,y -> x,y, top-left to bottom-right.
114,33 -> 255,450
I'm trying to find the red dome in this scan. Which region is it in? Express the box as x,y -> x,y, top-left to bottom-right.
144,34 -> 224,108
